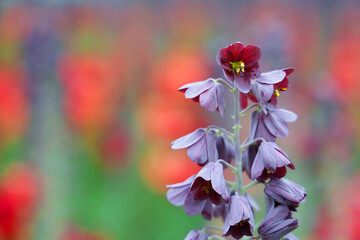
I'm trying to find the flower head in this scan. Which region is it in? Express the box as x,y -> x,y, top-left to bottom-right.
258,205 -> 299,240
264,178 -> 307,211
185,229 -> 208,240
250,108 -> 297,142
179,79 -> 225,116
223,195 -> 255,239
171,128 -> 218,165
189,162 -> 229,205
251,142 -> 295,182
217,42 -> 261,93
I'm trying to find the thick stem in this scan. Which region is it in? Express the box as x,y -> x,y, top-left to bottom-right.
233,88 -> 243,194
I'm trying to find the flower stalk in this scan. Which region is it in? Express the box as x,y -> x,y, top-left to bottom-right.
233,88 -> 243,195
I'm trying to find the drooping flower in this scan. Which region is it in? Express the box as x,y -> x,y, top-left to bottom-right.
172,128 -> 218,165
251,70 -> 286,110
185,162 -> 229,212
222,195 -> 255,239
239,67 -> 294,110
264,178 -> 307,211
251,142 -> 295,182
249,108 -> 297,141
184,229 -> 208,240
258,205 -> 299,240
242,143 -> 259,179
166,175 -> 195,206
179,79 -> 225,116
216,42 -> 261,93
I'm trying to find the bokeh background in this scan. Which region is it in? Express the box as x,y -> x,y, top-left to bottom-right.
0,0 -> 360,239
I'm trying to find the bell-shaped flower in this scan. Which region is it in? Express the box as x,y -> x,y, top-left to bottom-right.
251,70 -> 286,107
166,175 -> 195,206
216,134 -> 234,164
250,108 -> 297,141
223,195 -> 255,239
264,178 -> 307,211
258,205 -> 298,240
187,162 -> 229,207
251,142 -> 295,182
179,79 -> 225,117
239,68 -> 294,110
217,42 -> 261,93
185,229 -> 208,240
172,128 -> 218,165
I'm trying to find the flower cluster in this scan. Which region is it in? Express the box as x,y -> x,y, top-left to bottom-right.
166,42 -> 306,240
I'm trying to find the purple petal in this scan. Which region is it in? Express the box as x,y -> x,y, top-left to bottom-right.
179,79 -> 215,99
166,175 -> 196,206
263,111 -> 289,138
184,191 -> 207,216
252,82 -> 274,104
199,87 -> 218,112
171,128 -> 205,149
210,162 -> 229,202
235,74 -> 251,93
257,70 -> 286,84
276,109 -> 297,122
187,138 -> 208,165
215,83 -> 225,117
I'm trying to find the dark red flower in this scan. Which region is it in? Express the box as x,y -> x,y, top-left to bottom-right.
216,42 -> 261,93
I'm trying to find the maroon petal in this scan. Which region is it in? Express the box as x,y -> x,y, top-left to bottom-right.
240,45 -> 261,66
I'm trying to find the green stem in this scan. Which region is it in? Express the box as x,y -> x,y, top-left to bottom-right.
242,180 -> 260,191
217,78 -> 235,92
239,103 -> 260,115
202,225 -> 223,232
241,137 -> 266,150
218,160 -> 237,171
233,88 -> 243,195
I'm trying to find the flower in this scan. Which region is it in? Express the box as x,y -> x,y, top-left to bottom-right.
264,178 -> 307,211
185,162 -> 229,213
185,229 -> 208,240
166,175 -> 195,206
258,205 -> 298,240
172,128 -> 218,165
179,79 -> 225,116
216,42 -> 261,93
239,68 -> 294,110
251,70 -> 286,109
249,108 -> 297,141
242,143 -> 259,179
250,142 -> 295,182
222,195 -> 255,239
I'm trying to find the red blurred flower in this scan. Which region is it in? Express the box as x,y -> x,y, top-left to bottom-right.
217,42 -> 261,93
59,54 -> 123,135
0,67 -> 29,139
0,163 -> 41,240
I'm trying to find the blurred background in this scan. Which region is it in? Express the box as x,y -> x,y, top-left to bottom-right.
0,0 -> 360,239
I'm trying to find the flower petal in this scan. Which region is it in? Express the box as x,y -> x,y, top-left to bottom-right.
257,70 -> 286,84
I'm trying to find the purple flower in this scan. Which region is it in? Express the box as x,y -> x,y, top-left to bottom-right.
264,178 -> 307,211
189,162 -> 229,205
179,79 -> 226,116
185,229 -> 208,240
258,205 -> 298,240
251,70 -> 286,108
216,42 -> 261,93
216,134 -> 234,164
172,128 -> 218,165
223,195 -> 255,239
251,142 -> 295,182
212,202 -> 229,221
166,175 -> 195,206
250,108 -> 297,141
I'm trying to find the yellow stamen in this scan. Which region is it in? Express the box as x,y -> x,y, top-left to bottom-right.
280,87 -> 287,91
274,89 -> 280,97
201,182 -> 211,194
229,61 -> 245,75
266,170 -> 271,174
